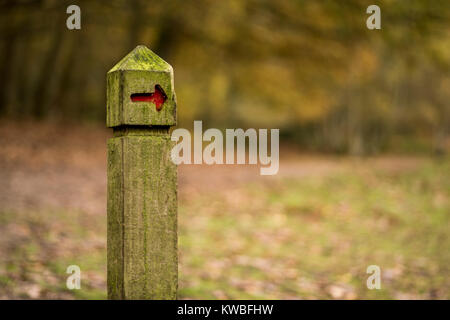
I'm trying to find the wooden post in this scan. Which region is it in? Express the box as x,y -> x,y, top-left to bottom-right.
106,45 -> 177,299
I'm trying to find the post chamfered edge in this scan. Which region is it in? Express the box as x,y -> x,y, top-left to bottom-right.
106,45 -> 177,128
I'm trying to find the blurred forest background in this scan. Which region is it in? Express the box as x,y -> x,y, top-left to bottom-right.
0,0 -> 449,154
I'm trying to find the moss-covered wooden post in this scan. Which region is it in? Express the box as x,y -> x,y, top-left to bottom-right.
106,45 -> 177,299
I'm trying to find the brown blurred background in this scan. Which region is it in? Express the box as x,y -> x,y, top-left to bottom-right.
1,0 -> 449,153
0,0 -> 449,299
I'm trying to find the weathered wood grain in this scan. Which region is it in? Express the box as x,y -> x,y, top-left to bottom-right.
107,45 -> 178,300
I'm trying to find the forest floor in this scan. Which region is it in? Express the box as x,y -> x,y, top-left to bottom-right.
0,121 -> 448,299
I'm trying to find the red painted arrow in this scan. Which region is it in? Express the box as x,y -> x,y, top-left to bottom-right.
130,84 -> 167,111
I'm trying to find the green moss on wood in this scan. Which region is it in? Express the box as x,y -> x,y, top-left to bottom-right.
107,45 -> 178,300
109,45 -> 172,73
108,135 -> 177,300
106,45 -> 177,127
107,138 -> 124,299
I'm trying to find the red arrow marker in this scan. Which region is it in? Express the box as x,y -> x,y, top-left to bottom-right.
130,84 -> 167,111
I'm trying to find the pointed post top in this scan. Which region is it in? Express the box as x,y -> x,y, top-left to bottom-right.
108,45 -> 173,73
106,45 -> 176,127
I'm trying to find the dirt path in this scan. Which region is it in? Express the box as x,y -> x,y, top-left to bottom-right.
0,121 -> 427,215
